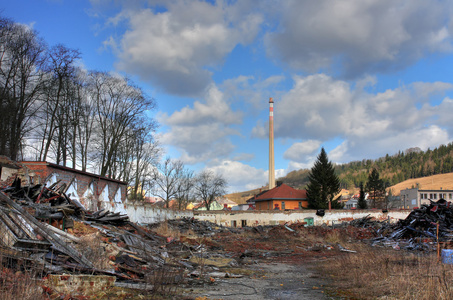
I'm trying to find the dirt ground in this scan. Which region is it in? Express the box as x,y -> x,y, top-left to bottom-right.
179,259 -> 333,300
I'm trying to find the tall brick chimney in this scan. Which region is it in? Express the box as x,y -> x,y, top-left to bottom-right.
269,97 -> 275,190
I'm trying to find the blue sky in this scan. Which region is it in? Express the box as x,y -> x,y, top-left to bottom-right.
4,0 -> 453,192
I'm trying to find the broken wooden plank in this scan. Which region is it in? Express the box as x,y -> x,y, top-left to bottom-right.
0,191 -> 94,268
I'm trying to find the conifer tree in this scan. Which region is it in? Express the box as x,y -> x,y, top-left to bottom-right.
306,148 -> 340,209
366,168 -> 385,208
358,183 -> 367,209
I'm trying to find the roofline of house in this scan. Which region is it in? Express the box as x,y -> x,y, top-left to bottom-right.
21,161 -> 127,185
252,197 -> 307,202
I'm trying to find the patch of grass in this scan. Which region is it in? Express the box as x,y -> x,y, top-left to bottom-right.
318,243 -> 453,299
152,220 -> 181,240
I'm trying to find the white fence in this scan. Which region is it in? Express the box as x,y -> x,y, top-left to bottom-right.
193,209 -> 410,227
124,201 -> 410,228
125,201 -> 193,224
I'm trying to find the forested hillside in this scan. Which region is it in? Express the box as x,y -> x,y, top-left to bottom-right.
278,143 -> 453,190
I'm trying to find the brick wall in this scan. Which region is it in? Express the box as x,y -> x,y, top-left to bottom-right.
21,162 -> 127,213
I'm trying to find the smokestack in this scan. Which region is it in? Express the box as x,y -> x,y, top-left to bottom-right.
269,97 -> 275,190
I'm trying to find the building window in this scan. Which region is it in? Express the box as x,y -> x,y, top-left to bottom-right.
281,202 -> 285,210
420,194 -> 424,199
231,220 -> 237,228
430,193 -> 433,199
449,193 -> 452,200
241,220 -> 247,227
298,202 -> 302,209
434,194 -> 437,199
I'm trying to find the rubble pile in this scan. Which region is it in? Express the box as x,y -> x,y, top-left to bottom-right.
348,199 -> 453,251
393,199 -> 453,240
0,179 -> 267,298
165,217 -> 233,235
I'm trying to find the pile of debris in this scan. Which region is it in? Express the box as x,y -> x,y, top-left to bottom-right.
392,199 -> 453,240
349,199 -> 453,251
0,179 -> 251,298
165,217 -> 234,236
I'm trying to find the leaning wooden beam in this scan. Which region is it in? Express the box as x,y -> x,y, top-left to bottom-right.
42,223 -> 82,243
0,191 -> 94,268
128,221 -> 165,243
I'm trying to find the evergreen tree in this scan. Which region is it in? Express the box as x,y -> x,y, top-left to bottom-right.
365,168 -> 385,208
306,148 -> 340,209
358,183 -> 367,209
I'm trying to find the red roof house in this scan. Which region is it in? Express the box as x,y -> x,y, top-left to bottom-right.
247,183 -> 308,210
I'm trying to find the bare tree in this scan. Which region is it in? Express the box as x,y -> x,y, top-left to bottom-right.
152,158 -> 184,208
129,131 -> 161,201
0,15 -> 162,197
89,72 -> 156,179
0,16 -> 47,160
37,44 -> 81,165
194,170 -> 227,211
174,168 -> 194,210
74,69 -> 96,171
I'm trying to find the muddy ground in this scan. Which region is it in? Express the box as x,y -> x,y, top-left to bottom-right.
180,260 -> 333,300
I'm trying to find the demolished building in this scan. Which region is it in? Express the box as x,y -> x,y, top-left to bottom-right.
12,161 -> 127,214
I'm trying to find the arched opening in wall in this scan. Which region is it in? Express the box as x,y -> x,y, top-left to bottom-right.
66,178 -> 79,202
45,173 -> 59,186
82,181 -> 96,211
98,184 -> 113,212
112,185 -> 126,214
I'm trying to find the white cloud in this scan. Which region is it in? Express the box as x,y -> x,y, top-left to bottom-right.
221,75 -> 286,110
159,84 -> 241,164
252,74 -> 453,168
329,141 -> 349,164
283,140 -> 321,162
253,74 -> 353,140
343,125 -> 450,163
163,84 -> 242,126
103,0 -> 263,96
206,160 -> 268,193
265,0 -> 453,77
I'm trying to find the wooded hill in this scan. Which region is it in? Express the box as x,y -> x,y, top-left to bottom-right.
280,143 -> 453,191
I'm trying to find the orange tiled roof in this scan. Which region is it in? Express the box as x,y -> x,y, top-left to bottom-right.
251,183 -> 307,202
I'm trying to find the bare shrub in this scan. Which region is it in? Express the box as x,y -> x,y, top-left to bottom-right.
146,265 -> 183,298
152,220 -> 181,240
74,232 -> 110,270
324,229 -> 344,244
0,253 -> 43,300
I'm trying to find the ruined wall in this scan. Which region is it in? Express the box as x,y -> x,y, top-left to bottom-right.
193,209 -> 411,227
126,201 -> 194,224
22,162 -> 127,213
